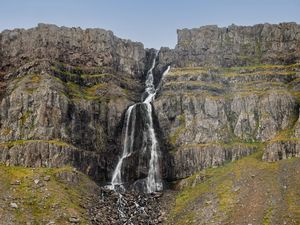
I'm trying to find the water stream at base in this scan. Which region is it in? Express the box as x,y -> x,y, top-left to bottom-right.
110,51 -> 170,193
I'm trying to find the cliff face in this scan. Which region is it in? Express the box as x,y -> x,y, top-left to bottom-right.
161,23 -> 300,67
155,22 -> 300,180
159,22 -> 300,68
155,64 -> 300,179
0,23 -> 300,184
0,23 -> 145,75
0,24 -> 148,181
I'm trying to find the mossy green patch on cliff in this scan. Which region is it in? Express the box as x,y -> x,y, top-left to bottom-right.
167,67 -> 212,76
52,65 -> 115,80
66,82 -> 100,100
178,141 -> 264,150
0,139 -> 71,148
167,63 -> 300,78
164,80 -> 224,91
65,81 -> 131,101
19,110 -> 32,127
263,207 -> 273,225
24,74 -> 42,93
223,63 -> 300,72
169,114 -> 187,146
29,74 -> 41,83
167,152 -> 300,225
222,70 -> 297,77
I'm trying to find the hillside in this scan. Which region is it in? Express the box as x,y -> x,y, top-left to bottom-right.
166,152 -> 300,225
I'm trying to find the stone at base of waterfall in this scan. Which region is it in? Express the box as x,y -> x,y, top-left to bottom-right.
87,187 -> 165,225
131,178 -> 148,192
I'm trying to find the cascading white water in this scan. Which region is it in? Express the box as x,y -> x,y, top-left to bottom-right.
111,105 -> 136,189
110,50 -> 170,193
143,56 -> 170,193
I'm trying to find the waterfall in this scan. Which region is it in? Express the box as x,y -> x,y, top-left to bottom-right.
143,55 -> 170,193
111,105 -> 136,190
110,50 -> 170,193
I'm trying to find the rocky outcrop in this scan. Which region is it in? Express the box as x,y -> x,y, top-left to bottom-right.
0,23 -> 146,76
155,63 -> 300,177
169,144 -> 257,179
157,23 -> 300,176
158,22 -> 300,68
263,140 -> 300,162
0,141 -> 109,180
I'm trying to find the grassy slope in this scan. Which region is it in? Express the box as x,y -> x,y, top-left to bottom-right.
0,165 -> 97,225
166,152 -> 300,225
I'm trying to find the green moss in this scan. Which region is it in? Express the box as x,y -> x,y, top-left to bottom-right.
169,114 -> 187,146
66,82 -> 100,101
222,70 -> 296,77
179,141 -> 264,150
30,74 -> 41,83
164,80 -> 224,90
223,63 -> 300,72
20,111 -> 32,126
0,139 -> 71,148
263,207 -> 273,225
168,67 -> 211,76
51,66 -> 79,78
217,179 -> 235,212
166,64 -> 299,82
80,73 -> 114,79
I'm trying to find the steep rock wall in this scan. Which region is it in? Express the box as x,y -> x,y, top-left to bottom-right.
1,23 -> 300,183
155,23 -> 300,179
0,24 -> 149,182
159,22 -> 300,68
0,23 -> 145,76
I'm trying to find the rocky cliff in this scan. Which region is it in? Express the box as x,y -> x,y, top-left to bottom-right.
155,22 -> 300,179
159,22 -> 300,68
0,23 -> 150,181
0,22 -> 300,185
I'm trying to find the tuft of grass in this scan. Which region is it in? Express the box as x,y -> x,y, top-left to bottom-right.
169,114 -> 187,146
30,74 -> 41,83
263,207 -> 273,225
